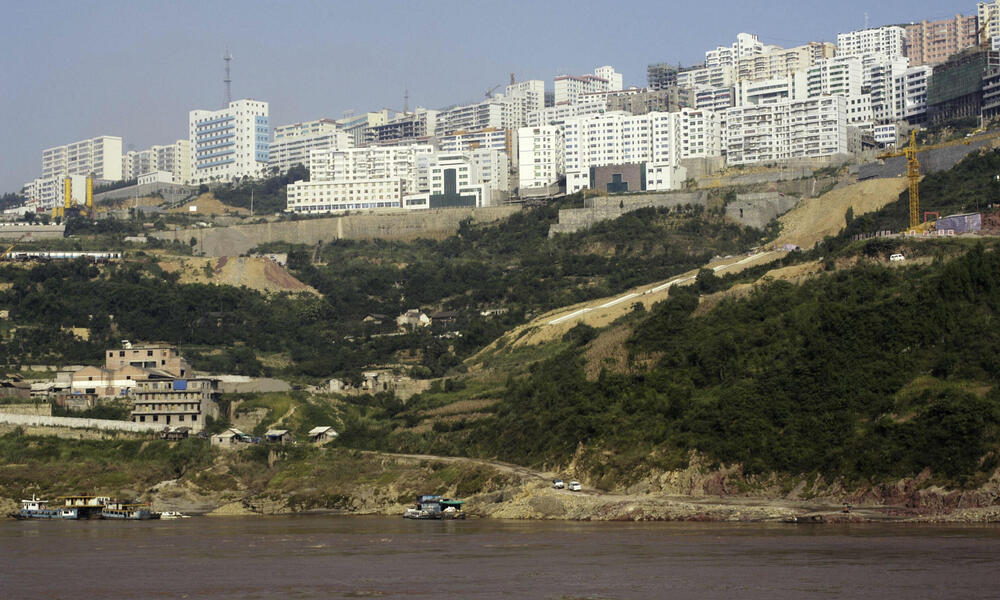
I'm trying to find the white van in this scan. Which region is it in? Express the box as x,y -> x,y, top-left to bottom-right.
889,253 -> 905,262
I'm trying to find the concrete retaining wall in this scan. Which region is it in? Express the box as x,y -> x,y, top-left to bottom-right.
217,377 -> 291,394
0,403 -> 52,416
94,182 -> 196,206
0,224 -> 66,240
549,192 -> 706,236
856,138 -> 996,180
0,413 -> 160,432
726,193 -> 799,230
152,205 -> 520,256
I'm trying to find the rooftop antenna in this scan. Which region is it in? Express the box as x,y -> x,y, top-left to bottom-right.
864,12 -> 869,29
404,87 -> 409,113
223,48 -> 233,106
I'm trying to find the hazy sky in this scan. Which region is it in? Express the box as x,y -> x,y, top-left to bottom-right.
0,0 -> 976,193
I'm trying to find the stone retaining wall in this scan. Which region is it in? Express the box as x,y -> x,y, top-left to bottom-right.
549,192 -> 707,236
725,193 -> 799,230
153,205 -> 520,256
0,403 -> 52,416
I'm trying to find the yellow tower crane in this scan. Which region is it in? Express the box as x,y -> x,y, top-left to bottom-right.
877,130 -> 922,232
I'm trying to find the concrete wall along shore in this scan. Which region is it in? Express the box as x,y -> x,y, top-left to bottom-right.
154,205 -> 520,257
0,413 -> 162,433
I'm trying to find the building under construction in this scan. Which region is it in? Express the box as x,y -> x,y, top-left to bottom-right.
926,49 -> 1000,125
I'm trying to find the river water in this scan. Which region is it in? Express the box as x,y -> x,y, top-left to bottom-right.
1,516 -> 998,599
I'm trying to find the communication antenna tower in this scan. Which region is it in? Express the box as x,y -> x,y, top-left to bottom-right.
404,88 -> 409,113
224,48 -> 233,106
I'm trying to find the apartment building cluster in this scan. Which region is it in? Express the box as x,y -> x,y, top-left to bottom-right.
517,1 -> 1000,195
19,1 -> 1000,210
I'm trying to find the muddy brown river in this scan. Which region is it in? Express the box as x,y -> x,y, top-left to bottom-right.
2,516 -> 998,599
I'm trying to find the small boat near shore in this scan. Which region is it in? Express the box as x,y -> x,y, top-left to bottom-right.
158,511 -> 190,520
16,496 -> 79,520
102,502 -> 155,520
403,495 -> 466,520
13,494 -> 160,521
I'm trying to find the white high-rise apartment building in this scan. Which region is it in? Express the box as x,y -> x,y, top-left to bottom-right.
189,99 -> 270,184
836,26 -> 907,60
845,94 -> 874,130
694,86 -> 736,112
736,42 -> 837,82
705,33 -> 766,68
438,128 -> 512,163
526,99 -> 606,127
41,135 -> 123,182
806,57 -> 864,98
435,102 -> 504,136
122,140 -> 192,184
561,109 -> 722,193
269,118 -> 352,175
677,65 -> 736,90
553,66 -> 623,105
517,125 -> 564,189
736,73 -> 808,106
22,176 -> 64,209
506,80 -> 546,112
895,65 -> 933,122
868,57 -> 910,123
286,145 -> 433,214
725,96 -> 849,166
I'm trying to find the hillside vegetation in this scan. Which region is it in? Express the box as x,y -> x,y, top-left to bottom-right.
347,241 -> 1000,490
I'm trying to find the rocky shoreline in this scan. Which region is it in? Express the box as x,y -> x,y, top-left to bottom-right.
4,450 -> 1000,524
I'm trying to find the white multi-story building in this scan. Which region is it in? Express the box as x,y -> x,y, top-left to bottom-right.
561,109 -> 721,193
435,101 -> 504,136
737,73 -> 807,106
868,57 -> 910,124
41,135 -> 123,182
677,65 -> 737,90
268,118 -> 352,175
725,96 -> 849,166
22,176 -> 64,209
807,57 -> 864,98
705,33 -> 767,68
526,99 -> 606,127
845,94 -> 874,130
517,125 -> 564,189
505,80 -> 546,113
286,145 -> 433,214
553,66 -> 623,105
189,99 -> 270,184
836,26 -> 907,60
403,149 -> 509,209
439,127 -> 511,157
896,65 -> 933,123
694,86 -> 736,112
736,42 -> 837,82
122,140 -> 191,184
